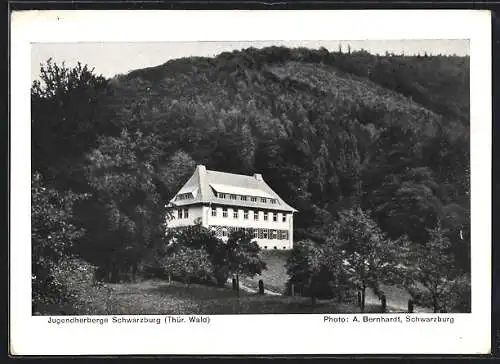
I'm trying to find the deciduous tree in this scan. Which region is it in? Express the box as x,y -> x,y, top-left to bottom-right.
402,223 -> 470,312
225,230 -> 267,295
163,246 -> 214,287
31,59 -> 114,192
32,172 -> 87,311
327,208 -> 403,311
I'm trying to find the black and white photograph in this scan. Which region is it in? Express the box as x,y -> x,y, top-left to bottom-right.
30,39 -> 472,316
10,10 -> 491,355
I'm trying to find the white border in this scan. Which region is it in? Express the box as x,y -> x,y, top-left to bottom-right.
10,10 -> 491,355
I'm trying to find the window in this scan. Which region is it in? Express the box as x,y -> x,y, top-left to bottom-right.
211,207 -> 217,217
223,208 -> 228,218
271,199 -> 277,204
282,214 -> 287,223
230,194 -> 237,200
222,229 -> 228,237
253,230 -> 259,238
178,208 -> 183,219
241,196 -> 247,201
271,230 -> 277,239
279,230 -> 288,240
251,196 -> 257,202
263,212 -> 268,221
244,210 -> 249,219
261,197 -> 267,203
233,210 -> 238,219
263,229 -> 268,239
273,213 -> 277,222
177,193 -> 193,200
254,211 -> 259,221
184,208 -> 189,219
218,192 -> 226,199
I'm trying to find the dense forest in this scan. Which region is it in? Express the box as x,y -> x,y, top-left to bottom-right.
31,46 -> 470,312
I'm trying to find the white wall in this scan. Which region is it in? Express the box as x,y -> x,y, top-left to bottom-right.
166,205 -> 204,228
206,207 -> 290,229
166,205 -> 295,250
205,206 -> 294,250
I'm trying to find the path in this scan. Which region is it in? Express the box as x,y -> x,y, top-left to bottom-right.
238,281 -> 430,312
238,282 -> 281,296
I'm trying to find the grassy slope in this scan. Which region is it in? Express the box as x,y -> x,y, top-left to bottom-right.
39,279 -> 386,315
242,250 -> 292,294
243,250 -> 432,313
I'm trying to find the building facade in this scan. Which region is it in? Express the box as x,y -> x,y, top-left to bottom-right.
166,165 -> 297,250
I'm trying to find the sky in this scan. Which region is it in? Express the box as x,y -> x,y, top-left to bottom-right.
31,39 -> 469,81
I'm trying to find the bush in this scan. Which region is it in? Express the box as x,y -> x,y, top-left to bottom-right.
286,238 -> 359,303
163,246 -> 214,287
446,274 -> 471,313
33,258 -> 112,315
32,172 -> 91,314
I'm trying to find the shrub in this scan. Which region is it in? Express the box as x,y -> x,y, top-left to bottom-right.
33,258 -> 112,315
32,172 -> 89,314
163,246 -> 214,287
402,224 -> 471,313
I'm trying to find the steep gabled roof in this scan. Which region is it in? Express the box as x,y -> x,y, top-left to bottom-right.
169,165 -> 298,213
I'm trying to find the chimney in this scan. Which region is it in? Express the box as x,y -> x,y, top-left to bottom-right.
197,165 -> 206,198
254,173 -> 263,181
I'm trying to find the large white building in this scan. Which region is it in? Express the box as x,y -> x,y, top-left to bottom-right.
166,165 -> 297,250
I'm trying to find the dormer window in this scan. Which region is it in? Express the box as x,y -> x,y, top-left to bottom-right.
251,196 -> 257,202
271,199 -> 277,204
241,196 -> 247,201
176,193 -> 193,200
261,197 -> 267,203
230,194 -> 237,200
218,193 -> 226,199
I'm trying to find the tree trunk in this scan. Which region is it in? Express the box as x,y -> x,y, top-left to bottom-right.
310,280 -> 316,307
361,285 -> 366,313
433,296 -> 438,313
236,274 -> 240,298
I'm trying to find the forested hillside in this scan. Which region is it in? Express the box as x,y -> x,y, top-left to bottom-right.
31,46 -> 470,311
